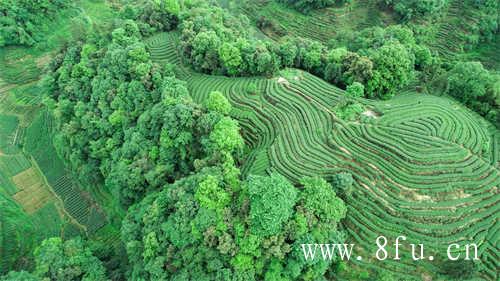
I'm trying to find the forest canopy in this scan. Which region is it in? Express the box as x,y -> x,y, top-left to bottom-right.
122,172 -> 347,280
0,0 -> 71,46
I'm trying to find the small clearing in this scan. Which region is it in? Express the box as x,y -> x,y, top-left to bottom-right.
339,147 -> 351,155
362,109 -> 379,118
277,77 -> 289,85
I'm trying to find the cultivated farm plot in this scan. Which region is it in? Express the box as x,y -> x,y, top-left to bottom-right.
12,167 -> 53,214
0,114 -> 20,155
149,33 -> 500,280
0,93 -> 80,273
238,0 -> 396,43
146,32 -> 182,65
0,47 -> 41,85
424,0 -> 499,65
0,83 -> 106,273
25,109 -> 107,234
0,193 -> 38,273
0,3 -> 119,272
145,32 -> 192,79
0,154 -> 31,178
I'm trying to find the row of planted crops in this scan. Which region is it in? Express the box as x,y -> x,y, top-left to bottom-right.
147,32 -> 499,280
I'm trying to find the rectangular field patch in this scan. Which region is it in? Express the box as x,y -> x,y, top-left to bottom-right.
12,167 -> 54,214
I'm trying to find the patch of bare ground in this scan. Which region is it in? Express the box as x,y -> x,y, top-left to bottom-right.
362,109 -> 380,118
339,146 -> 351,155
277,76 -> 289,86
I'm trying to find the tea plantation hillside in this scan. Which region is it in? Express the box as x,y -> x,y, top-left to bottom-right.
0,65 -> 109,274
0,0 -> 118,274
0,0 -> 498,280
236,0 -> 500,70
146,31 -> 499,280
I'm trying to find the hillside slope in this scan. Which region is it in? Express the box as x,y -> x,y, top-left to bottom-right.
147,31 -> 499,280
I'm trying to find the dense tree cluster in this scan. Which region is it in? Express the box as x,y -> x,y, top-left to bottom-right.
43,19 -> 243,206
179,1 -> 431,99
1,238 -> 107,281
122,172 -> 347,280
0,0 -> 70,46
179,2 -> 280,76
277,0 -> 338,13
334,25 -> 439,90
446,61 -> 499,125
279,25 -> 431,99
383,0 -> 448,20
120,0 -> 180,36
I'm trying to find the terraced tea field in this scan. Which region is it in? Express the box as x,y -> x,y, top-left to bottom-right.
0,1 -> 128,272
237,0 -> 499,70
0,62 -> 107,274
236,0 -> 396,43
147,32 -> 499,280
425,0 -> 484,61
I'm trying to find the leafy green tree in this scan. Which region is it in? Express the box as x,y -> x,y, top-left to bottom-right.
121,0 -> 180,35
246,173 -> 298,237
33,237 -> 108,281
446,61 -> 498,125
334,101 -> 365,121
246,83 -> 258,95
278,39 -> 299,67
302,41 -> 325,72
346,82 -> 365,98
219,42 -> 243,75
254,43 -> 280,76
191,30 -> 222,73
205,91 -> 232,115
210,117 -> 245,153
284,177 -> 347,280
300,177 -> 347,224
332,172 -> 355,198
342,52 -> 373,85
195,174 -> 230,211
324,48 -> 348,83
385,0 -> 448,20
414,45 -> 433,70
3,237 -> 108,281
447,61 -> 493,103
367,43 -> 414,99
